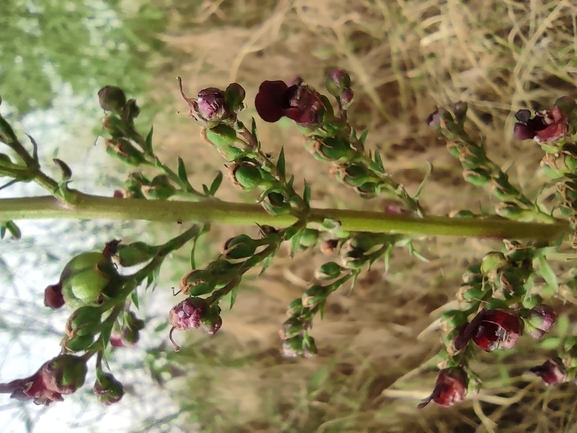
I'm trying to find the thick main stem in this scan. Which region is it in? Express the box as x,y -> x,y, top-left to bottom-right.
0,193 -> 569,241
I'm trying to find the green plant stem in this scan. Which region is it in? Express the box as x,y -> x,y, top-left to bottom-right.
1,194 -> 569,241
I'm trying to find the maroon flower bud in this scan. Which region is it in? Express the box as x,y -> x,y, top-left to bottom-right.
418,367 -> 468,408
522,304 -> 557,339
426,110 -> 442,131
528,359 -> 566,385
42,355 -> 87,395
325,68 -> 352,97
44,282 -> 65,309
255,79 -> 325,127
98,86 -> 127,113
454,309 -> 522,352
168,297 -> 209,350
94,372 -> 124,405
177,77 -> 234,126
513,105 -> 568,143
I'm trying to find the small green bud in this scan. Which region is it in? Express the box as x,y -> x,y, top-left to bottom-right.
202,125 -> 242,160
66,306 -> 102,337
63,334 -> 95,352
94,372 -> 125,405
105,137 -> 145,167
279,317 -> 303,340
325,68 -> 352,98
315,261 -> 342,280
298,228 -> 320,249
60,252 -> 117,309
262,192 -> 292,216
115,241 -> 155,267
302,284 -> 330,307
43,355 -> 87,394
286,298 -> 303,317
227,161 -> 263,191
463,167 -> 491,187
124,311 -> 145,331
306,137 -> 356,163
480,251 -> 507,276
224,83 -> 246,113
223,234 -> 259,259
495,202 -> 525,220
142,175 -> 176,200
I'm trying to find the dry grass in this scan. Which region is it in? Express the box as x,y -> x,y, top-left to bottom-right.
143,0 -> 577,431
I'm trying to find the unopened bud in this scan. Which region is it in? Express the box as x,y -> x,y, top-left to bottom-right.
315,261 -> 342,280
302,284 -> 330,307
42,355 -> 87,395
94,372 -> 124,405
98,86 -> 126,113
227,161 -> 264,191
44,283 -> 65,309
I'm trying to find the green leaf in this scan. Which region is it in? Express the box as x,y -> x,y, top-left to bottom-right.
5,221 -> 21,240
154,321 -> 170,333
538,256 -> 558,293
250,118 -> 260,150
318,301 -> 325,320
286,175 -> 295,189
303,181 -> 312,206
131,288 -> 140,310
209,171 -> 223,196
277,147 -> 286,179
260,254 -> 275,275
53,158 -> 72,181
177,157 -> 195,192
26,133 -> 39,164
359,129 -> 369,145
373,151 -> 385,174
539,337 -> 560,350
202,184 -> 211,196
144,126 -> 154,155
229,284 -> 239,309
290,229 -> 304,258
0,225 -> 6,239
414,161 -> 433,201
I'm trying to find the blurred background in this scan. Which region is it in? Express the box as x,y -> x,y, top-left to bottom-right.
1,0 -> 577,432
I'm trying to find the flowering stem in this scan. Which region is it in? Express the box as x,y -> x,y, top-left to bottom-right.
0,193 -> 568,241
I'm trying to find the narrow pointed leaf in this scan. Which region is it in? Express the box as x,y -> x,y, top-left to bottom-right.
209,171 -> 223,196
277,147 -> 286,179
144,126 -> 154,155
303,181 -> 312,206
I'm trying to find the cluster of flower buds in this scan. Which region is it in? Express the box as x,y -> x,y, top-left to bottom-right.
0,354 -> 87,406
99,86 -> 148,167
43,249 -> 121,311
278,233 -> 403,358
110,311 -> 146,348
251,69 -> 421,213
168,297 -> 222,350
427,103 -> 552,223
420,241 -> 561,409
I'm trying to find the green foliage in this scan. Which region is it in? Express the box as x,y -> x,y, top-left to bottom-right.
0,0 -> 166,115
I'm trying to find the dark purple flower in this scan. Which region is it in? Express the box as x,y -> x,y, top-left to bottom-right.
454,309 -> 522,352
418,368 -> 468,408
523,304 -> 557,339
255,79 -> 325,127
528,359 -> 566,385
514,105 -> 568,143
